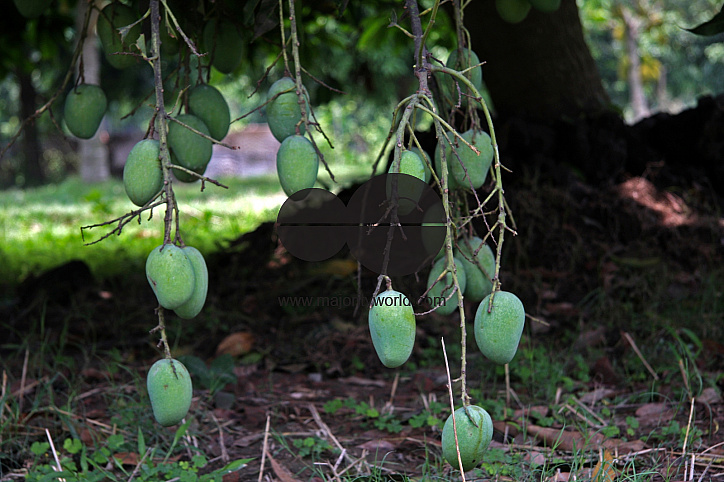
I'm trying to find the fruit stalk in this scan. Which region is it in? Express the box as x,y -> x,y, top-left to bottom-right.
149,0 -> 176,354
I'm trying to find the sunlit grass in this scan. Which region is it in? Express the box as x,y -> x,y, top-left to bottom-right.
0,166 -> 370,286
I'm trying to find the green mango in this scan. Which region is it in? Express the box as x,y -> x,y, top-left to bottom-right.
529,0 -> 562,13
409,147 -> 433,183
145,244 -> 195,310
495,0 -> 532,24
442,405 -> 493,472
171,151 -> 206,183
433,141 -> 459,191
437,48 -> 484,108
168,114 -> 212,172
64,84 -> 107,139
267,77 -> 306,142
123,139 -> 163,207
202,19 -> 243,74
387,150 -> 429,215
13,0 -> 52,18
97,3 -> 142,69
276,135 -> 319,196
455,236 -> 495,303
426,257 -> 467,316
174,246 -> 208,319
436,129 -> 494,191
474,291 -> 526,364
368,290 -> 416,368
147,358 -> 193,427
188,84 -> 230,141
388,149 -> 428,182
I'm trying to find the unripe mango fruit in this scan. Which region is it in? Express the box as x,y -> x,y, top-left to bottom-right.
368,290 -> 416,368
455,236 -> 495,303
438,48 -> 484,108
97,3 -> 142,69
203,19 -> 243,74
188,84 -> 230,141
146,244 -> 195,310
529,0 -> 562,13
436,129 -> 494,191
168,114 -> 213,172
123,139 -> 163,207
388,149 -> 428,182
147,358 -> 193,427
474,291 -> 525,365
13,0 -> 52,18
496,0 -> 532,24
427,257 -> 467,316
387,150 -> 429,215
267,77 -> 306,142
442,405 -> 493,472
64,84 -> 107,139
276,135 -> 319,196
174,247 -> 208,319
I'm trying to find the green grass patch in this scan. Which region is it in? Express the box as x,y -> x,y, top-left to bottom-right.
0,166 -> 370,288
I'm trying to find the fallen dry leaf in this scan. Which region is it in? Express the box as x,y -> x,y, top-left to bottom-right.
216,332 -> 255,357
591,449 -> 617,481
579,387 -> 618,405
268,453 -> 302,482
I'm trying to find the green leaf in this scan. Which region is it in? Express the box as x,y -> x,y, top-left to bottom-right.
686,5 -> 724,36
137,427 -> 146,456
63,438 -> 82,455
30,441 -> 50,456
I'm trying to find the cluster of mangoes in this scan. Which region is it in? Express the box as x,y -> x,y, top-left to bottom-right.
495,0 -> 562,24
143,243 -> 208,425
267,78 -> 319,196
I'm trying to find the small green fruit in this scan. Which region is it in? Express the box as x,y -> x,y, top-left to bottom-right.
174,247 -> 208,319
146,244 -> 195,310
147,358 -> 193,427
123,140 -> 163,207
168,114 -> 212,172
529,0 -> 561,13
368,290 -> 416,368
436,129 -> 494,191
188,84 -> 230,141
387,150 -> 429,214
388,149 -> 428,182
203,19 -> 243,73
474,291 -> 525,365
442,405 -> 493,472
495,0 -> 532,24
171,153 -> 206,183
97,3 -> 142,69
276,135 -> 319,196
409,147 -> 433,183
13,0 -> 52,18
64,84 -> 107,139
438,48 -> 484,108
267,77 -> 306,142
427,257 -> 467,316
455,236 -> 495,303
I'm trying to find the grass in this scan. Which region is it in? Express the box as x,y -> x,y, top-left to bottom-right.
1,167 -> 722,480
0,165 -> 369,288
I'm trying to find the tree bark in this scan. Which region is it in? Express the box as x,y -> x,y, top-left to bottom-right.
464,0 -> 610,120
18,71 -> 45,186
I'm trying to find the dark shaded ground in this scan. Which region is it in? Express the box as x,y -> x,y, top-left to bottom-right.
2,97 -> 723,480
